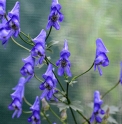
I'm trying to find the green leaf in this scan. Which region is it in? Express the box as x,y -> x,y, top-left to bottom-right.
69,80 -> 77,87
103,105 -> 119,114
47,41 -> 59,48
107,116 -> 118,124
50,102 -> 69,112
46,48 -> 53,53
70,100 -> 83,112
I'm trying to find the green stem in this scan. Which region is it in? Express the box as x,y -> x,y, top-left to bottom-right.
34,74 -> 43,83
77,110 -> 90,124
20,31 -> 31,39
45,56 -> 58,68
23,111 -> 32,114
101,81 -> 120,99
49,107 -> 65,124
53,70 -> 65,92
42,111 -> 52,124
69,107 -> 78,124
19,34 -> 34,46
72,62 -> 94,81
11,37 -> 30,52
66,82 -> 69,101
23,97 -> 32,106
45,26 -> 52,41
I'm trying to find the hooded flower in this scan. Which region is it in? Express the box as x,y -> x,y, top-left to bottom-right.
0,0 -> 6,20
40,64 -> 58,101
56,40 -> 72,77
31,29 -> 46,65
90,91 -> 105,123
20,55 -> 35,82
46,0 -> 64,30
8,77 -> 25,118
94,38 -> 109,76
0,1 -> 20,46
28,96 -> 41,124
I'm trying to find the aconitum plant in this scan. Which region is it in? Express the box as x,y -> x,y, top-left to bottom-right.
1,0 -> 122,124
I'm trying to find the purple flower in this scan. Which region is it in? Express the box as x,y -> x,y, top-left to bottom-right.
20,55 -> 35,82
46,0 -> 64,30
8,77 -> 25,118
56,40 -> 72,77
40,64 -> 58,101
119,62 -> 122,84
28,96 -> 41,124
0,1 -> 20,46
94,38 -> 109,76
90,91 -> 105,123
31,29 -> 46,65
0,0 -> 6,20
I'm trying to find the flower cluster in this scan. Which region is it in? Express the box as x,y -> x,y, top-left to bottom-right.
0,1 -> 20,46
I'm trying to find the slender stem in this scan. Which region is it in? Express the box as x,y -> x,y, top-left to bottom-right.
72,62 -> 94,81
23,97 -> 32,106
34,74 -> 43,83
20,31 -> 31,39
66,82 -> 69,100
19,34 -> 34,46
49,107 -> 65,124
42,111 -> 52,124
23,111 -> 32,114
77,110 -> 90,124
11,37 -> 30,52
45,56 -> 58,68
53,70 -> 65,92
69,107 -> 78,124
45,26 -> 52,41
101,81 -> 120,99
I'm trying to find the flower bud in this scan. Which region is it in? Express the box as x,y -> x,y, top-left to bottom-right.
60,109 -> 67,121
41,98 -> 50,111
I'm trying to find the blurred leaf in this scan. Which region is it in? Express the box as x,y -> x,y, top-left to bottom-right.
47,41 -> 59,48
46,48 -> 53,53
69,80 -> 77,87
107,116 -> 118,124
70,100 -> 83,112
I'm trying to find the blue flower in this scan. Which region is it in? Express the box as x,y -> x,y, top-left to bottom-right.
56,40 -> 72,77
0,0 -> 6,20
31,29 -> 46,65
20,55 -> 35,82
28,96 -> 41,124
94,38 -> 109,76
90,91 -> 105,123
8,77 -> 25,118
46,0 -> 64,30
0,1 -> 20,45
40,64 -> 58,101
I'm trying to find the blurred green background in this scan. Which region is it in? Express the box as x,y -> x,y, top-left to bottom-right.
0,0 -> 122,123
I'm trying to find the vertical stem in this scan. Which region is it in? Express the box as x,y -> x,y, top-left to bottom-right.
42,111 -> 52,124
46,26 -> 52,41
69,107 -> 78,124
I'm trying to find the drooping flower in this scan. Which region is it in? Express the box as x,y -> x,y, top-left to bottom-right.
46,0 -> 64,30
8,77 -> 25,118
28,96 -> 41,124
0,1 -> 20,46
0,0 -> 6,20
90,91 -> 105,123
56,40 -> 72,77
20,55 -> 35,82
94,38 -> 109,76
31,29 -> 46,65
40,64 -> 58,101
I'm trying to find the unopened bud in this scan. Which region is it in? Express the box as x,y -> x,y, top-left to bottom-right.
41,98 -> 50,111
60,109 -> 67,121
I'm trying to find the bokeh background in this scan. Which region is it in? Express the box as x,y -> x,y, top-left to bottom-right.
0,0 -> 122,123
